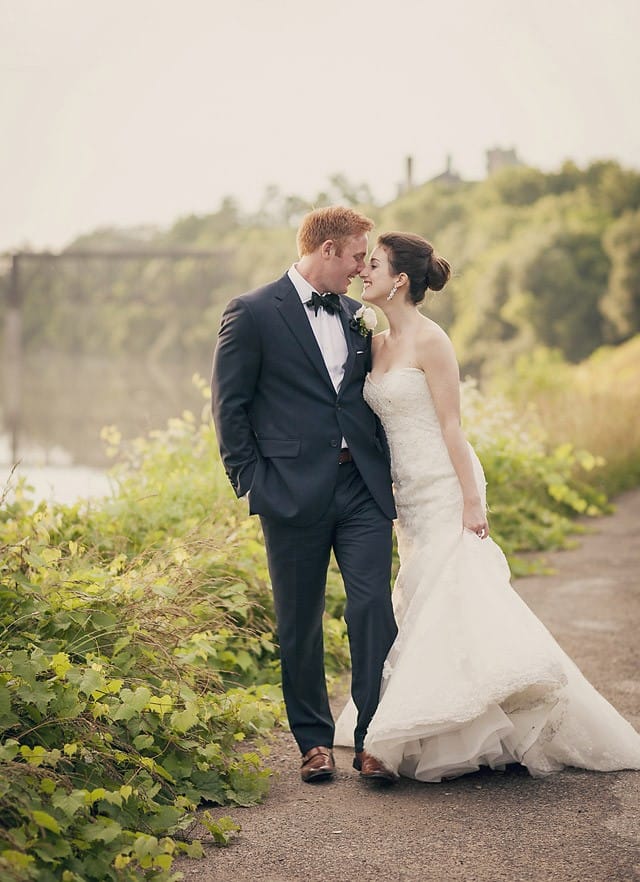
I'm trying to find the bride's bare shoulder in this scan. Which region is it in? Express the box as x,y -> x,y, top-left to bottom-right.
372,329 -> 389,352
417,316 -> 453,347
416,317 -> 457,366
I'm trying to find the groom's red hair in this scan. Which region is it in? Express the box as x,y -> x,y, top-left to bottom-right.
297,206 -> 374,257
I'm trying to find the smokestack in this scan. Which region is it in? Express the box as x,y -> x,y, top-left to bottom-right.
405,155 -> 413,191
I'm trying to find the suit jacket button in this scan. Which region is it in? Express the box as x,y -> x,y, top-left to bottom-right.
330,440 -> 338,447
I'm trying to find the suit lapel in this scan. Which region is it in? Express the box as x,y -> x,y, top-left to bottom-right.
275,277 -> 336,392
337,297 -> 361,399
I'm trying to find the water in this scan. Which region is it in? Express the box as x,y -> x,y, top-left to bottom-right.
2,462 -> 114,505
1,350 -> 210,503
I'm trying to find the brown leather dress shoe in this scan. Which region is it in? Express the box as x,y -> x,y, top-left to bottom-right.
353,750 -> 397,782
300,746 -> 335,783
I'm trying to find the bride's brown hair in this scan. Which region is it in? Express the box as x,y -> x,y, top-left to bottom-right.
378,232 -> 451,304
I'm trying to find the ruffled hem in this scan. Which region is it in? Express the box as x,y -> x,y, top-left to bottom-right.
367,695 -> 565,781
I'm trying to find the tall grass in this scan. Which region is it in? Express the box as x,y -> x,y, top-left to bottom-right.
489,335 -> 640,495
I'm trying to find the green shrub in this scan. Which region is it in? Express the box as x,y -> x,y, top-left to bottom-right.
0,395 -> 287,879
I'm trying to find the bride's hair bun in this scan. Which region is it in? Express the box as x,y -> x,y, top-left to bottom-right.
425,253 -> 451,292
377,231 -> 451,304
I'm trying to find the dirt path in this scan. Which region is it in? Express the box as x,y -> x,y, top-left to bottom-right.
177,489 -> 640,882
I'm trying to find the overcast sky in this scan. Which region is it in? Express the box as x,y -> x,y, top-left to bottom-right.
2,0 -> 639,252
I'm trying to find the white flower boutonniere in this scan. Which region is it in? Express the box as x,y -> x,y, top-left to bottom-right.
350,305 -> 377,337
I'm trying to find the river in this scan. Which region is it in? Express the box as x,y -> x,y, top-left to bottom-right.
1,351 -> 210,504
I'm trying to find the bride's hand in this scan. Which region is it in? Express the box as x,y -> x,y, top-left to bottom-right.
463,498 -> 489,539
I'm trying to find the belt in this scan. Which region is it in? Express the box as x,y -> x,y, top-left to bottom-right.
338,448 -> 353,465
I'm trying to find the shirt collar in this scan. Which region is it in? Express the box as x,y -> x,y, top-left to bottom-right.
288,263 -> 320,304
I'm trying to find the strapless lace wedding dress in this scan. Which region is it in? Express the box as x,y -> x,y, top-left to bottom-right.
334,368 -> 640,780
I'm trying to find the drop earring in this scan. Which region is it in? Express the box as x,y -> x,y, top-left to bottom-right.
387,283 -> 398,301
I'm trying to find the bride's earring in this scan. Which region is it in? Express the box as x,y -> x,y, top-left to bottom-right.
387,283 -> 398,301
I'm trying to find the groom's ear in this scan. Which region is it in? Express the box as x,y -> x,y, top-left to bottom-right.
321,240 -> 335,258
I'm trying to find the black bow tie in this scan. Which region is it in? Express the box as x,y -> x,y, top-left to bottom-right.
305,291 -> 342,316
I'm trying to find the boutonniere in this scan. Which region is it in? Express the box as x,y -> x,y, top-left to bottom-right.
349,305 -> 377,337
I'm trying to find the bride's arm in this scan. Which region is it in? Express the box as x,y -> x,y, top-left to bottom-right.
417,332 -> 489,538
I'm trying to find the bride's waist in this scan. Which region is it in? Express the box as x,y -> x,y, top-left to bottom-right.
390,451 -> 457,479
392,470 -> 462,499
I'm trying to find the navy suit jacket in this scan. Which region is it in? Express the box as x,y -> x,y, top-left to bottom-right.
211,273 -> 396,525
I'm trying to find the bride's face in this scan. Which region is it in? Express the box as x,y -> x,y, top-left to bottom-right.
361,246 -> 396,303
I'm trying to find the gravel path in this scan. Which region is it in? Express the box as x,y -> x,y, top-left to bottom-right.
177,489 -> 640,882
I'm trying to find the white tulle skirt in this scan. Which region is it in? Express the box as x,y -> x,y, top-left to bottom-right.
334,529 -> 640,781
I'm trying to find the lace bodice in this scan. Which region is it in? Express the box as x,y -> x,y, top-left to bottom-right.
365,368 -> 450,479
364,368 -> 486,547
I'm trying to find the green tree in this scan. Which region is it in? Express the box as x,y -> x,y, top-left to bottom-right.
508,226 -> 608,361
450,245 -> 519,373
583,160 -> 640,216
601,211 -> 640,341
485,165 -> 549,206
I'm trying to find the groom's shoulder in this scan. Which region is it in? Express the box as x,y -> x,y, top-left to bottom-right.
236,273 -> 294,307
342,292 -> 363,312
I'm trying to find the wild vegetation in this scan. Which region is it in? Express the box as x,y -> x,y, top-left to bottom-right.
0,369 -> 611,879
0,399 -> 286,880
490,335 -> 640,495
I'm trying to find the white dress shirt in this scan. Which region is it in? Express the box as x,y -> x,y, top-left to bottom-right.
287,264 -> 349,394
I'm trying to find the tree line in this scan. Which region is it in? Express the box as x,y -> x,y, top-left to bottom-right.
2,159 -> 639,374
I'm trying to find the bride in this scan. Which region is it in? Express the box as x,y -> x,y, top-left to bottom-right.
335,231 -> 640,781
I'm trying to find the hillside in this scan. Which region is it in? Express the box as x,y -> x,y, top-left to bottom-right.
2,159 -> 639,374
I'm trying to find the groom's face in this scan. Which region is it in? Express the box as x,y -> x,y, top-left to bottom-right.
322,233 -> 368,294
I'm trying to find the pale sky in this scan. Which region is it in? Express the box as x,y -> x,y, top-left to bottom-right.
2,0 -> 639,253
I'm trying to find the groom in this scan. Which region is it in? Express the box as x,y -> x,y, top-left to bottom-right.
211,206 -> 397,783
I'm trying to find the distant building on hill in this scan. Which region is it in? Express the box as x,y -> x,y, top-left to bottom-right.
429,154 -> 462,186
486,146 -> 523,176
399,154 -> 463,195
398,148 -> 524,194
